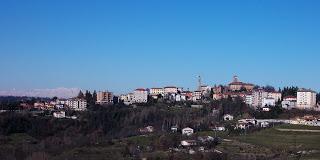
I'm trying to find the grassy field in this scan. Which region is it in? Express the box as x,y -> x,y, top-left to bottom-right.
232,124 -> 320,159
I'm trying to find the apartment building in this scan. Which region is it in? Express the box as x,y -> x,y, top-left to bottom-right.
297,88 -> 317,109
133,88 -> 148,103
96,91 -> 113,104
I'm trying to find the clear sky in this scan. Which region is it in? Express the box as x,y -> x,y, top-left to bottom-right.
0,0 -> 319,94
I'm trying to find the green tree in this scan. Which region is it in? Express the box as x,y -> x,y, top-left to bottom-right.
77,90 -> 85,99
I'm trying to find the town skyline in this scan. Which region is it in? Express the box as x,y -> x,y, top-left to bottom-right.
0,75 -> 318,98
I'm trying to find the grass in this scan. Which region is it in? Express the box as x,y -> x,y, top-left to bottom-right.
196,131 -> 228,138
232,124 -> 320,159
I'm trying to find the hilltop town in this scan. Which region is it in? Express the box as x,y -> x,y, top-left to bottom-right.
0,76 -> 320,159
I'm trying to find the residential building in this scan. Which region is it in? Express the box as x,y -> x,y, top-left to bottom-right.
96,91 -> 113,104
120,93 -> 134,105
245,94 -> 253,105
181,91 -> 193,101
252,89 -> 282,108
181,140 -> 197,147
164,86 -> 178,94
267,92 -> 282,102
66,98 -> 87,111
133,88 -> 148,103
192,91 -> 202,101
53,111 -> 65,118
223,114 -> 234,121
182,127 -> 194,136
297,88 -> 317,109
282,96 -> 297,110
200,85 -> 211,94
262,98 -> 276,107
139,126 -> 154,133
149,88 -> 164,97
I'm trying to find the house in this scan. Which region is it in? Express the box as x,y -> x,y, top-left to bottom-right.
164,86 -> 178,95
120,93 -> 134,105
139,126 -> 154,133
149,88 -> 164,98
192,91 -> 202,102
262,98 -> 276,107
181,91 -> 193,101
171,125 -> 178,132
182,127 -> 194,136
181,140 -> 197,147
213,126 -> 225,131
282,96 -> 297,110
262,107 -> 270,112
223,114 -> 234,121
260,121 -> 269,128
133,88 -> 148,103
200,85 -> 212,94
297,88 -> 317,110
53,111 -> 65,118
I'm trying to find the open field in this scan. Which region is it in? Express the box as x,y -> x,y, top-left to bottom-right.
231,124 -> 320,159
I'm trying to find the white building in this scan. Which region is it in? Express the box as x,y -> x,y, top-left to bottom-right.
182,127 -> 194,136
181,140 -> 197,147
192,91 -> 202,102
200,85 -> 211,94
245,94 -> 253,105
149,88 -> 164,97
262,98 -> 276,107
223,114 -> 234,121
66,99 -> 87,111
97,91 -> 113,104
252,89 -> 282,108
133,88 -> 148,103
297,88 -> 317,110
53,111 -> 65,118
164,86 -> 178,95
120,93 -> 134,105
267,92 -> 282,102
282,96 -> 297,110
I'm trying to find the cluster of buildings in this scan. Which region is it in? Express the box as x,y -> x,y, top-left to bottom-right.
27,75 -> 318,112
211,76 -> 318,111
120,86 -> 205,105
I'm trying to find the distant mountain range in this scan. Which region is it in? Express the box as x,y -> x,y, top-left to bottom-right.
0,88 -> 80,98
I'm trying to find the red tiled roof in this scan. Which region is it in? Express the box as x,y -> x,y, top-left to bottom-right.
284,95 -> 296,99
135,88 -> 146,91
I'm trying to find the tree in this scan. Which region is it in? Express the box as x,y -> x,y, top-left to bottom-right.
317,93 -> 320,103
85,90 -> 94,105
92,90 -> 97,102
77,90 -> 85,99
263,85 -> 275,92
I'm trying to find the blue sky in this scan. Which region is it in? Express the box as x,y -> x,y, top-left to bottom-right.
0,0 -> 319,94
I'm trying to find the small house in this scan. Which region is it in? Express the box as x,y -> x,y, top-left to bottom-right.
182,127 -> 194,136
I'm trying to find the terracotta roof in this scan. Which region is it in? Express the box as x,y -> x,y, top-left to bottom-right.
135,88 -> 146,91
284,95 -> 296,99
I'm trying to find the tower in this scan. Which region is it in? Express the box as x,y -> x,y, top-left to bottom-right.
198,75 -> 202,91
233,75 -> 239,83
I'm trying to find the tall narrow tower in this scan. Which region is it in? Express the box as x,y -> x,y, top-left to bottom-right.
198,75 -> 202,91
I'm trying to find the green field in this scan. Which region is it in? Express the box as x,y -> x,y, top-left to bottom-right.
232,124 -> 320,159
